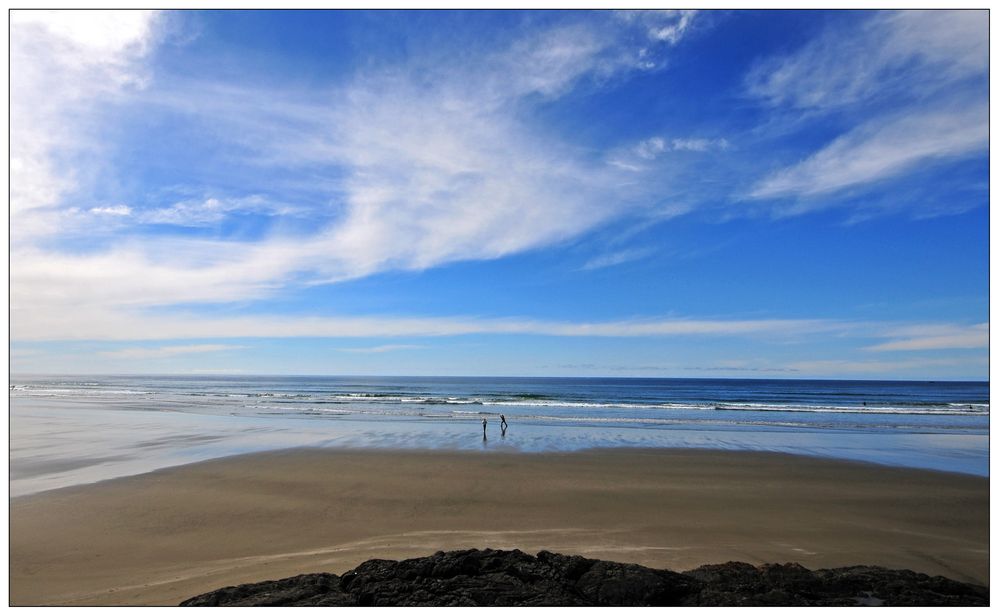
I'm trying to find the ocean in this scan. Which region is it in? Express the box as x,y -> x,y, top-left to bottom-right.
10,375 -> 989,496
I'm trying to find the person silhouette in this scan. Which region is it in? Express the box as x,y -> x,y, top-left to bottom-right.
482,417 -> 488,440
500,414 -> 508,435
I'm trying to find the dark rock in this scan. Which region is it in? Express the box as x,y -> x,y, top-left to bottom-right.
179,548 -> 988,607
681,561 -> 988,607
180,573 -> 347,607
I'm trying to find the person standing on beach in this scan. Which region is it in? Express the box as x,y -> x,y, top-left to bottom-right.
500,414 -> 508,433
482,417 -> 488,439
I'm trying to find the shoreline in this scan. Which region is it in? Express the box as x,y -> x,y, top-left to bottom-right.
10,443 -> 991,502
11,429 -> 990,500
10,447 -> 989,606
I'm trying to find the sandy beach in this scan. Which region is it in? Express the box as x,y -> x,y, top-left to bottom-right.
9,448 -> 989,606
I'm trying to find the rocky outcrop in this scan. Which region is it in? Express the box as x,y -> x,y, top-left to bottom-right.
180,548 -> 988,607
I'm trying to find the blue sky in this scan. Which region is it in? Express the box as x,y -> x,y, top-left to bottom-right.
9,9 -> 989,379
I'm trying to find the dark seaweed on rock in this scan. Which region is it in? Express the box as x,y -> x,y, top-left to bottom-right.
179,548 -> 988,607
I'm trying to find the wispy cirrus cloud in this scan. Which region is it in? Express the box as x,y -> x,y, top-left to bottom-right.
265,11 -> 703,281
749,103 -> 987,201
10,10 -> 162,241
13,305 -> 987,371
139,195 -> 304,227
636,136 -> 730,157
745,10 -> 987,213
745,10 -> 986,110
89,204 -> 132,216
608,135 -> 730,171
580,247 -> 656,271
11,10 -> 708,342
865,323 -> 988,352
13,309 -> 846,342
98,344 -> 245,359
8,10 -> 986,384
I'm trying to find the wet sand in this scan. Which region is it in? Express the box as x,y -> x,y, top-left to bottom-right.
9,448 -> 989,606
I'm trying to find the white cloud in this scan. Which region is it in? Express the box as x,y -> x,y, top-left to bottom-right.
633,137 -> 668,159
634,136 -> 729,159
11,10 -> 160,61
11,309 -> 845,342
607,135 -> 731,172
746,10 -> 986,110
670,138 -> 729,152
744,10 -> 987,212
580,247 -> 655,270
865,323 -> 988,352
492,10 -> 699,89
90,204 -> 132,216
7,11 -> 985,384
287,14 -> 702,280
10,10 -> 161,240
10,13 -> 714,348
308,79 -> 619,279
608,135 -> 730,173
12,240 -> 308,315
10,11 -> 711,345
142,197 -> 228,226
749,103 -> 987,200
647,10 -> 697,44
140,196 -> 303,227
489,24 -> 607,100
616,10 -> 698,47
99,344 -> 246,359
